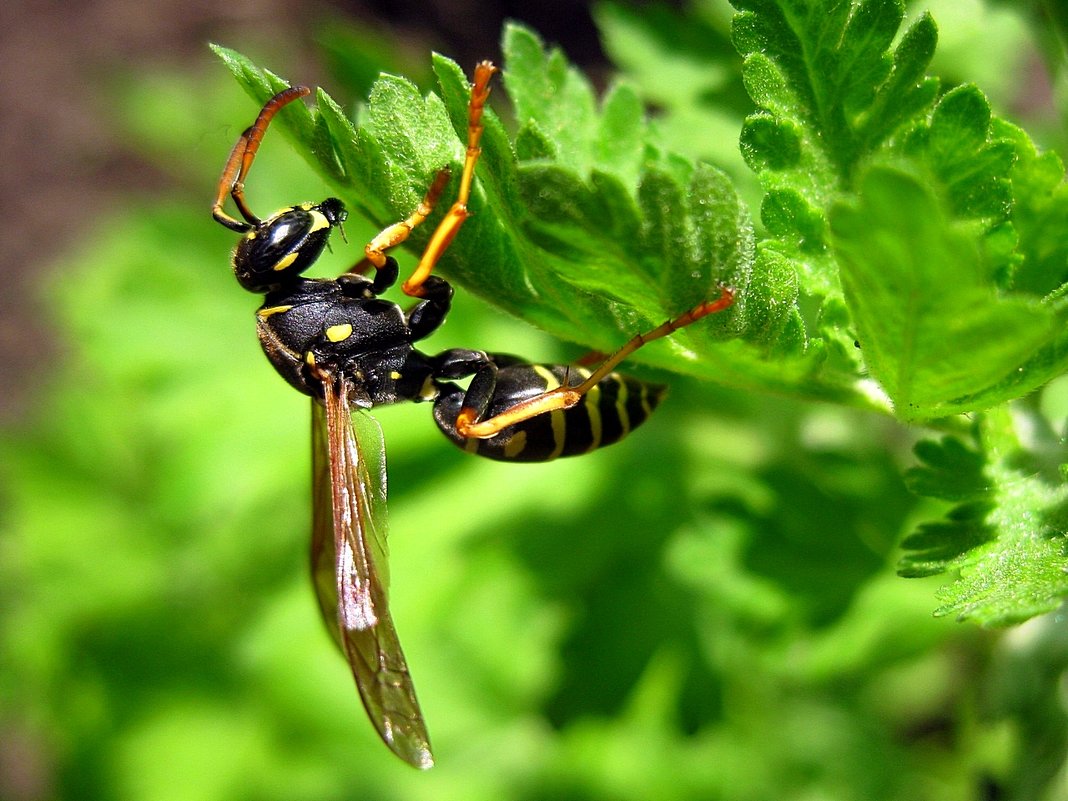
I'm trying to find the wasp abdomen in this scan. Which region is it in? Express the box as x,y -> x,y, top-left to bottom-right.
433,363 -> 666,462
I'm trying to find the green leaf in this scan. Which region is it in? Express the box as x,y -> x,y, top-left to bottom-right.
900,409 -> 1068,625
215,9 -> 1068,419
904,435 -> 988,502
1002,122 -> 1068,297
731,0 -> 940,296
902,84 -> 1017,221
214,27 -> 819,391
899,501 -> 996,578
593,3 -> 749,172
724,0 -> 1068,418
858,12 -> 939,148
831,167 -> 1058,420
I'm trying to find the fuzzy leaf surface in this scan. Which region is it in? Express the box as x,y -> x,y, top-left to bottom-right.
212,34 -> 796,388
899,411 -> 1068,625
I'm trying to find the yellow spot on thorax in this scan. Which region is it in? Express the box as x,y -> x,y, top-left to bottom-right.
325,323 -> 353,343
257,304 -> 292,319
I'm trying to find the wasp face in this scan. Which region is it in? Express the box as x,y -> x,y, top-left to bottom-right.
233,197 -> 347,293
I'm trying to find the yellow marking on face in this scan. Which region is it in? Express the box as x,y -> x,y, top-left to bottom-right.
532,365 -> 566,460
390,370 -> 402,380
257,304 -> 292,319
325,323 -> 353,343
305,351 -> 317,366
307,210 -> 331,233
272,251 -> 299,272
504,430 -> 528,459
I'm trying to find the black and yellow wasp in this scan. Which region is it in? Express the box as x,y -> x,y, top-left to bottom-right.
212,61 -> 733,768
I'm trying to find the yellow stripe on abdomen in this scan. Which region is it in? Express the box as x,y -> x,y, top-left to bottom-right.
577,367 -> 602,453
532,365 -> 566,460
614,376 -> 631,440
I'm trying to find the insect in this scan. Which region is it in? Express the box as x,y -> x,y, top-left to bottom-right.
212,61 -> 734,768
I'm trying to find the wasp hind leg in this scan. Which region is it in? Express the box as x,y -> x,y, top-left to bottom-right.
453,287 -> 736,440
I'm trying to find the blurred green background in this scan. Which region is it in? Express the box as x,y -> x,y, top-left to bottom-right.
2,1 -> 1068,799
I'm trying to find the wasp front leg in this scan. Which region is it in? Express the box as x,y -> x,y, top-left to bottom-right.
212,85 -> 312,232
352,62 -> 497,295
356,169 -> 453,275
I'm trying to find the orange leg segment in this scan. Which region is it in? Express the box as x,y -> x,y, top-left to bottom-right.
455,286 -> 736,439
359,167 -> 453,273
398,60 -> 497,298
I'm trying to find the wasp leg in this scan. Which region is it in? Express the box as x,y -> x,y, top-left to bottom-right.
431,348 -> 495,379
213,85 -> 311,232
429,350 -> 529,424
358,61 -> 496,290
400,61 -> 497,298
338,256 -> 400,297
454,287 -> 736,439
357,168 -> 453,276
406,276 -> 455,342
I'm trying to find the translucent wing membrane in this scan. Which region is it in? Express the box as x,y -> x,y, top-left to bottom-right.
311,377 -> 433,769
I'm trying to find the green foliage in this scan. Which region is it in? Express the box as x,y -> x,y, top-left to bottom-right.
899,407 -> 1068,625
213,0 -> 1068,779
832,167 -> 1056,419
305,4 -> 1068,626
215,31 -> 819,398
6,2 -> 1068,800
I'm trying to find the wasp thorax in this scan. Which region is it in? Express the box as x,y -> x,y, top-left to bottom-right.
233,198 -> 347,293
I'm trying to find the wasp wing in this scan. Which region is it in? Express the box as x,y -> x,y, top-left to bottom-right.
311,374 -> 433,769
